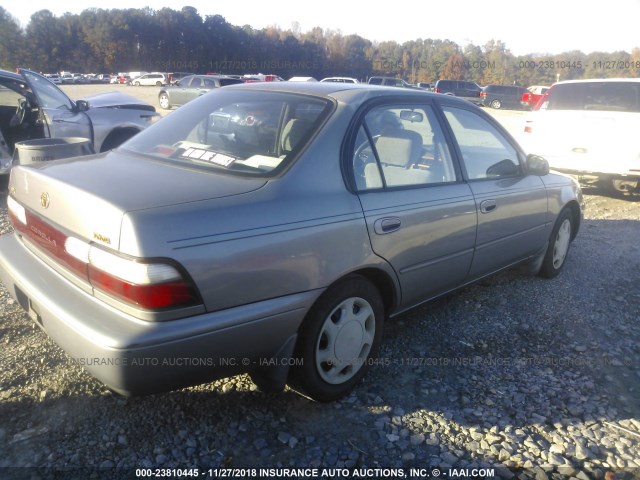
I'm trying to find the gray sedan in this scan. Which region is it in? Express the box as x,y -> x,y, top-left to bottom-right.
0,82 -> 583,402
0,68 -> 160,174
158,74 -> 244,109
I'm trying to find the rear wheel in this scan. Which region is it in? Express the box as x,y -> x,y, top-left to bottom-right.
156,81 -> 162,86
539,208 -> 573,278
134,81 -> 140,86
611,178 -> 639,193
289,275 -> 384,402
490,99 -> 502,109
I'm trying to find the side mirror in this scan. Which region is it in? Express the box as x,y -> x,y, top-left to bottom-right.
75,100 -> 90,112
526,154 -> 549,176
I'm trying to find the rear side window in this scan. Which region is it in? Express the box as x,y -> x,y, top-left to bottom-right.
353,104 -> 456,190
543,82 -> 640,112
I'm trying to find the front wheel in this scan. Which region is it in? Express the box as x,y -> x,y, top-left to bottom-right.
158,93 -> 171,110
539,208 -> 573,278
289,275 -> 384,402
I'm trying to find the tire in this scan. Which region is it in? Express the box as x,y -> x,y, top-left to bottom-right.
490,99 -> 502,109
289,275 -> 384,402
134,81 -> 140,86
538,208 -> 573,278
158,93 -> 171,110
156,81 -> 162,86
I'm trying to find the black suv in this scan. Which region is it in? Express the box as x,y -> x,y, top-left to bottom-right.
480,85 -> 528,109
434,80 -> 482,103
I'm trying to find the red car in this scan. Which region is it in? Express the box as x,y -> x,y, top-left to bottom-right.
521,85 -> 550,110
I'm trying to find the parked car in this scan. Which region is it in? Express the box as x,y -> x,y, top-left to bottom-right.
158,74 -> 244,109
92,74 -> 113,84
129,73 -> 168,87
320,77 -> 360,84
415,82 -> 434,91
242,74 -> 285,83
0,82 -> 583,402
434,80 -> 483,104
0,68 -> 160,174
480,84 -> 528,109
44,74 -> 62,85
521,85 -> 550,110
60,73 -> 74,84
116,75 -> 131,85
522,78 -> 640,193
368,76 -> 418,88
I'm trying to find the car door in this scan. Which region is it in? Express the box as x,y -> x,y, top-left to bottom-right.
351,101 -> 477,309
440,104 -> 548,278
172,76 -> 197,105
20,69 -> 93,144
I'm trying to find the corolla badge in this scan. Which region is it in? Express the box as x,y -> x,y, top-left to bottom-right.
40,192 -> 50,209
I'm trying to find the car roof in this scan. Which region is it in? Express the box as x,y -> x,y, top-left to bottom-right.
223,81 -> 476,105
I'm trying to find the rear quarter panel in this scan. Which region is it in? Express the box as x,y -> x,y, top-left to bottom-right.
120,101 -> 398,313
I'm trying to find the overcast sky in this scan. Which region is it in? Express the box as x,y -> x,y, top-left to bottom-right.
6,0 -> 640,56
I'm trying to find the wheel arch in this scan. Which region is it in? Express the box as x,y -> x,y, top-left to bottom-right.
328,267 -> 399,318
99,127 -> 141,152
564,199 -> 582,241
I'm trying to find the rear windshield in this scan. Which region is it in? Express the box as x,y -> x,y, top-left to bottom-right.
544,82 -> 640,112
123,89 -> 332,177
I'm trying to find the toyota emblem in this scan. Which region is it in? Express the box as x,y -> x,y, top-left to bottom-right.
40,192 -> 50,209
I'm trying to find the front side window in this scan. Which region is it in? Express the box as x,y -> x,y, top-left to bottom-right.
124,90 -> 332,177
442,106 -> 521,180
353,104 -> 456,190
21,70 -> 74,110
177,76 -> 193,87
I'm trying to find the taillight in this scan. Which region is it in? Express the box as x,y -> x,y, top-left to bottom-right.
9,199 -> 201,311
86,247 -> 199,309
480,92 -> 487,98
435,88 -> 441,93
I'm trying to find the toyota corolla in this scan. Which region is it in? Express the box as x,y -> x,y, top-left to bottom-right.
0,82 -> 583,402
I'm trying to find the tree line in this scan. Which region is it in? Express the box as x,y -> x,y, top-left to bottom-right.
1,6 -> 639,86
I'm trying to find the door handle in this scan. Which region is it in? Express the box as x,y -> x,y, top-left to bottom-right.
480,199 -> 497,213
374,217 -> 401,234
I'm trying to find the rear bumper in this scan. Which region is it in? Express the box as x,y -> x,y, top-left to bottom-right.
0,233 -> 317,395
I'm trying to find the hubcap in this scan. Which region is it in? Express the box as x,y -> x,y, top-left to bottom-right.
315,297 -> 375,385
552,219 -> 571,269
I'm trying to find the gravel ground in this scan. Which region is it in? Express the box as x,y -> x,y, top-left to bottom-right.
0,92 -> 638,480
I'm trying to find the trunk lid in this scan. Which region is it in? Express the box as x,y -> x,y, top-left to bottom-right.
9,150 -> 267,251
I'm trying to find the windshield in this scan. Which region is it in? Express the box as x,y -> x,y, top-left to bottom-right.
123,89 -> 332,176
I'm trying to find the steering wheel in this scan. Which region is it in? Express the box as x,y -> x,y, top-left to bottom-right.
10,99 -> 28,128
